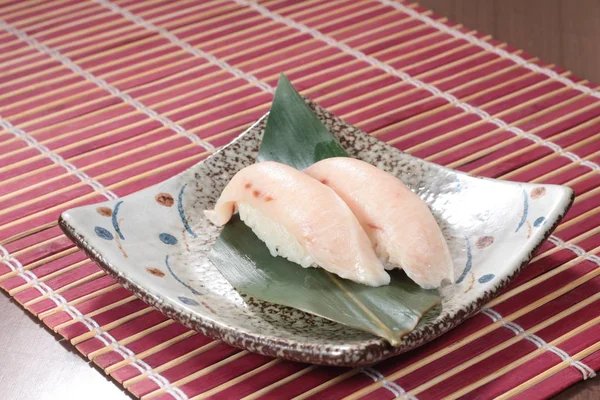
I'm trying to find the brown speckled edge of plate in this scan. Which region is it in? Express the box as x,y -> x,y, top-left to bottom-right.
57,169 -> 573,367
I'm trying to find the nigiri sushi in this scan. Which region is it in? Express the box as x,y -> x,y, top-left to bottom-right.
305,157 -> 454,289
205,161 -> 391,286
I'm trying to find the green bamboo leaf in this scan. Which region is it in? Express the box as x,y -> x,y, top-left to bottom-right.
209,74 -> 440,345
212,216 -> 439,345
258,74 -> 347,169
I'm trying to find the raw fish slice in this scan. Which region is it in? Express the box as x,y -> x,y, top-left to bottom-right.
305,157 -> 454,289
205,161 -> 390,287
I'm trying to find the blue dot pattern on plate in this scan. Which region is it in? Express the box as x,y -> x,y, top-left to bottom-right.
94,226 -> 113,240
534,217 -> 546,227
159,233 -> 178,245
478,274 -> 495,283
178,296 -> 198,306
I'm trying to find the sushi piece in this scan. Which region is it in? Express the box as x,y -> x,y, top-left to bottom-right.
305,157 -> 454,289
205,161 -> 390,287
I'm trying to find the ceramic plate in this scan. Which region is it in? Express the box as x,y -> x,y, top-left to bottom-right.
60,102 -> 573,366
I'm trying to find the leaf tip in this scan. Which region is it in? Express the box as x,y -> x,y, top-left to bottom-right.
276,73 -> 298,96
277,72 -> 291,85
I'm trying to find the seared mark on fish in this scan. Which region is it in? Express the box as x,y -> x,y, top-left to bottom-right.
367,222 -> 382,231
244,182 -> 272,201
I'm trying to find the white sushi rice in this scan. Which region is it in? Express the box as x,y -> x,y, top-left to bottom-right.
237,203 -> 316,268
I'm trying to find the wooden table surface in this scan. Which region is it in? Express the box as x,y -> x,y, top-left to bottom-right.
0,291 -> 131,400
2,1 -> 600,399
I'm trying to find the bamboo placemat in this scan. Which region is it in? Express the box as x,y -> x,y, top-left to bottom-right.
2,0 -> 600,398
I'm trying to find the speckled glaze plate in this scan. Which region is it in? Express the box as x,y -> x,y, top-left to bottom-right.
60,102 -> 573,366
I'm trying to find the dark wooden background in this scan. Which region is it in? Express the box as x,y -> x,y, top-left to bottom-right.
419,0 -> 600,84
418,1 -> 600,398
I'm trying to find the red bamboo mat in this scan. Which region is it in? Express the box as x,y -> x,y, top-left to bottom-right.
2,0 -> 600,398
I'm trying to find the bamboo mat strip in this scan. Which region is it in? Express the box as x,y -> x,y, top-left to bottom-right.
3,2 -> 595,396
2,30 -> 472,140
0,2 -> 378,172
3,5 -> 580,184
0,49 -> 580,228
1,25 -> 446,181
380,0 -> 600,99
0,22 -> 217,152
0,44 -> 542,221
